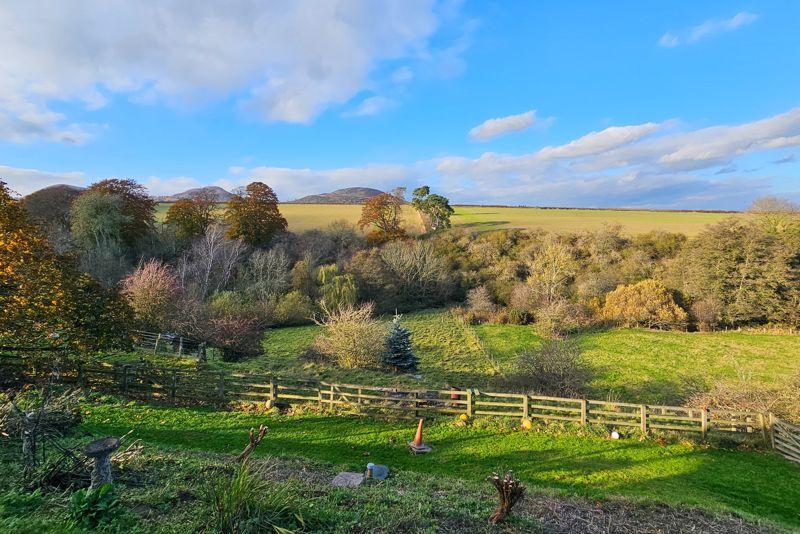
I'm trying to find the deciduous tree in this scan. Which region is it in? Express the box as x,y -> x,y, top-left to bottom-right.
165,190 -> 219,241
225,182 -> 287,247
87,178 -> 155,247
358,191 -> 405,242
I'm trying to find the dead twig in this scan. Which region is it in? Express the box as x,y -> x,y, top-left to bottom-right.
236,424 -> 267,464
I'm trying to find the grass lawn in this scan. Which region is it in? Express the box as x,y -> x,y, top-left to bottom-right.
112,309 -> 800,406
156,202 -> 740,236
79,398 -> 800,529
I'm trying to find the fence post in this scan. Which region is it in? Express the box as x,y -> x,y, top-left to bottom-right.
700,408 -> 708,440
177,337 -> 183,357
153,334 -> 162,355
580,399 -> 588,426
759,413 -> 769,448
170,370 -> 178,402
769,413 -> 776,449
640,404 -> 647,434
466,389 -> 474,417
522,395 -> 529,419
269,377 -> 277,405
77,361 -> 85,389
218,372 -> 225,401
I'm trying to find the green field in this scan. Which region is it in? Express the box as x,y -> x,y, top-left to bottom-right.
112,309 -> 800,406
75,399 -> 800,529
156,203 -> 740,236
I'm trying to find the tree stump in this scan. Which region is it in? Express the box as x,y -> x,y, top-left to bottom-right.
488,471 -> 525,524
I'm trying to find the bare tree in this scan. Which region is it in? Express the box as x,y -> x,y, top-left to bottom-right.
748,196 -> 800,234
179,224 -> 245,299
243,247 -> 290,302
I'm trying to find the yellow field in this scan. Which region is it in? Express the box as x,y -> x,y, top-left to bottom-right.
156,203 -> 740,236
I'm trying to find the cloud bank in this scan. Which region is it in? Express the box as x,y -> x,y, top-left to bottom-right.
5,107 -> 799,208
0,0 -> 456,142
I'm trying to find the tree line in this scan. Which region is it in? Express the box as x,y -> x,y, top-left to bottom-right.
3,177 -> 800,358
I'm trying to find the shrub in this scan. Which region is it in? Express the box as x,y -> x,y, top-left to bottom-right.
601,279 -> 688,329
273,290 -> 315,326
506,339 -> 591,397
690,297 -> 724,331
507,308 -> 530,325
314,303 -> 386,369
508,283 -> 537,316
243,248 -> 291,303
688,370 -> 800,423
466,285 -> 497,315
121,259 -> 181,330
205,462 -> 304,534
201,293 -> 264,361
535,299 -> 586,337
67,484 -> 123,529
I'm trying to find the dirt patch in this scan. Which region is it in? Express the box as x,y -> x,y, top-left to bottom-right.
517,494 -> 781,534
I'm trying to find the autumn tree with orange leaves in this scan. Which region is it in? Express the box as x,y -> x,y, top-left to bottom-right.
0,181 -> 131,351
165,190 -> 220,240
357,189 -> 407,243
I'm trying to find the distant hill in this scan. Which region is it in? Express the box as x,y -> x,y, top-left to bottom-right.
291,187 -> 384,204
156,186 -> 233,203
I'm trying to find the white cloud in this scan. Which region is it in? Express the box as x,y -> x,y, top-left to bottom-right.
0,0 -> 459,142
342,96 -> 398,117
8,107 -> 800,209
469,110 -> 538,141
0,165 -> 86,196
660,12 -> 758,47
222,164 -> 422,201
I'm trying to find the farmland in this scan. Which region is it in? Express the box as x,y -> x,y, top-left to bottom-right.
156,202 -> 740,236
108,309 -> 800,407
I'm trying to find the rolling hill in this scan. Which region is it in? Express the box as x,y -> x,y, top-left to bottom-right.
290,187 -> 383,204
155,186 -> 233,202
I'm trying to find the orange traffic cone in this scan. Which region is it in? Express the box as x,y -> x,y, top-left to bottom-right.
408,418 -> 432,454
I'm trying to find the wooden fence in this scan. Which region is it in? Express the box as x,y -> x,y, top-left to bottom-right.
1,352 -> 785,452
131,331 -> 206,360
771,415 -> 800,464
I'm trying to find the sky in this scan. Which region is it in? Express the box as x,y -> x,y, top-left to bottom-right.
1,0 -> 799,209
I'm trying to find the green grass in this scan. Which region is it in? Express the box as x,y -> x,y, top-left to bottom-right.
473,324 -> 800,404
156,202 -> 741,236
78,398 -> 800,528
112,309 -> 800,406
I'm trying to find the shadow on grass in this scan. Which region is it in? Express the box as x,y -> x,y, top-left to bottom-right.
81,404 -> 800,529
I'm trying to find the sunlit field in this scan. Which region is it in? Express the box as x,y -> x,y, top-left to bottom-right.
156,203 -> 740,235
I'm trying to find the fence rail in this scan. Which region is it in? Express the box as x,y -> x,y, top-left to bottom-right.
772,415 -> 800,464
131,331 -> 206,360
1,351 -> 788,454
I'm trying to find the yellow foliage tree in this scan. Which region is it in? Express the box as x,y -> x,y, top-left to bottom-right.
0,181 -> 131,351
601,279 -> 687,329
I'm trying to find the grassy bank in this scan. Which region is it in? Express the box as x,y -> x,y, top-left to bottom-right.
111,309 -> 800,406
77,397 -> 800,529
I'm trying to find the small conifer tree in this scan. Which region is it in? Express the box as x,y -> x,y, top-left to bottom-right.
383,314 -> 418,373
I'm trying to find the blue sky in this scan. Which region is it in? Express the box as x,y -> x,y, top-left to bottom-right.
1,0 -> 799,208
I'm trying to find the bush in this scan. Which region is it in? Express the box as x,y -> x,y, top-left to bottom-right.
120,259 -> 181,330
602,279 -> 688,329
67,484 -> 123,529
690,297 -> 724,331
507,308 -> 530,325
506,339 -> 591,397
314,303 -> 386,369
273,290 -> 315,326
205,462 -> 304,534
688,370 -> 800,423
535,299 -> 587,337
201,293 -> 264,361
466,286 -> 497,323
